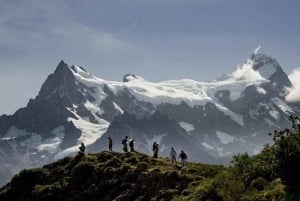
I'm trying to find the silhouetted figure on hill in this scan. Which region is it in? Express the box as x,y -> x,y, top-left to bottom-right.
178,150 -> 187,167
129,139 -> 135,152
122,136 -> 129,153
153,142 -> 159,158
170,147 -> 177,164
78,143 -> 86,156
108,137 -> 113,152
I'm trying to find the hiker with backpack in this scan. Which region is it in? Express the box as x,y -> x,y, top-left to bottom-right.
122,136 -> 129,153
129,139 -> 135,152
170,147 -> 177,164
178,150 -> 187,167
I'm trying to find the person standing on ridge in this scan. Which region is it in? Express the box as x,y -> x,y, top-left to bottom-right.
108,137 -> 113,152
79,143 -> 86,155
122,136 -> 129,153
178,150 -> 187,167
170,147 -> 177,164
129,139 -> 135,152
153,142 -> 159,158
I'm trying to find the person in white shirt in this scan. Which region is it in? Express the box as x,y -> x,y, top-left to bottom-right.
170,147 -> 177,164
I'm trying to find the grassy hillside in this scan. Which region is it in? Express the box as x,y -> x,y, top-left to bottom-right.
0,150 -> 287,201
0,151 -> 224,201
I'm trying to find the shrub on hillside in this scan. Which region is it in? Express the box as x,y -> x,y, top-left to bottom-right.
270,116 -> 300,198
250,177 -> 269,191
10,168 -> 50,193
126,156 -> 138,164
231,146 -> 275,188
97,151 -> 114,163
136,162 -> 149,171
71,161 -> 95,185
32,184 -> 62,201
273,131 -> 300,194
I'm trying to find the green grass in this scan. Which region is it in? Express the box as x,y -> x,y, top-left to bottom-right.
0,150 -> 291,201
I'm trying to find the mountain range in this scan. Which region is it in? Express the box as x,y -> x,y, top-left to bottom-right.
0,50 -> 299,186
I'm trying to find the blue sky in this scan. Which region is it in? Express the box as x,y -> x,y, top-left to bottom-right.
0,0 -> 300,115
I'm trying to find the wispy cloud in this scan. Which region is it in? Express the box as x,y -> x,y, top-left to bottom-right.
285,67 -> 300,102
232,60 -> 265,81
0,0 -> 138,54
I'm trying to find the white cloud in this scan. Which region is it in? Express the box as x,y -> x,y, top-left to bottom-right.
285,67 -> 300,102
232,60 -> 265,81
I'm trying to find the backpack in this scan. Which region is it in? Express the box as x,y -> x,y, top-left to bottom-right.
181,152 -> 187,159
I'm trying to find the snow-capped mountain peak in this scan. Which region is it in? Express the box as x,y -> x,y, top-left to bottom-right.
230,50 -> 291,95
54,60 -> 69,74
123,73 -> 141,82
70,65 -> 88,73
0,51 -> 299,186
248,51 -> 291,89
250,53 -> 279,79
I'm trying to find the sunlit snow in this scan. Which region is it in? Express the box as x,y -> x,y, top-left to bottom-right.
179,121 -> 195,133
216,131 -> 235,144
272,98 -> 294,114
113,102 -> 124,114
36,126 -> 65,153
4,126 -> 29,138
256,86 -> 267,95
54,108 -> 110,159
201,142 -> 214,150
269,110 -> 280,120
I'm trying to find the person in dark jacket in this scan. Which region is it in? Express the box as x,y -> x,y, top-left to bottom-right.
108,137 -> 113,152
78,143 -> 86,155
129,139 -> 135,152
122,136 -> 129,153
153,142 -> 159,158
178,150 -> 187,167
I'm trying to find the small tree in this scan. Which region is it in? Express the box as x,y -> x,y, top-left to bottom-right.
271,115 -> 300,199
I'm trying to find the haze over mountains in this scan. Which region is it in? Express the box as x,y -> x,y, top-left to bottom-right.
0,49 -> 300,186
